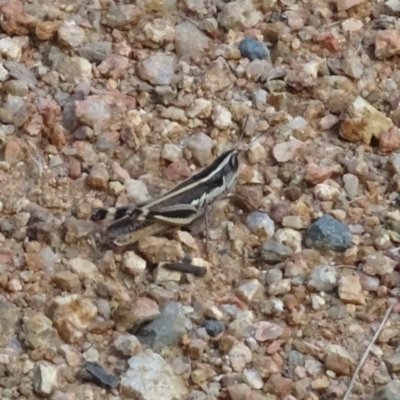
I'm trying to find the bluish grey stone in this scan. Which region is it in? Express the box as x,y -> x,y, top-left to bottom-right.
288,350 -> 304,367
78,42 -> 112,64
239,38 -> 269,61
304,214 -> 352,252
373,380 -> 400,400
203,319 -> 225,337
135,302 -> 186,351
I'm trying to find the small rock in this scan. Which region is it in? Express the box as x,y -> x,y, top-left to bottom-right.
342,55 -> 364,79
58,21 -> 86,48
264,374 -> 292,397
53,271 -> 80,291
186,98 -> 212,119
282,215 -> 309,230
0,37 -> 22,60
308,265 -> 338,292
239,38 -> 269,61
229,342 -> 252,372
339,96 -> 394,145
36,21 -> 60,40
218,0 -> 263,30
113,334 -> 141,357
262,240 -> 293,264
253,321 -> 284,341
314,183 -> 340,201
203,319 -> 225,337
161,143 -> 183,162
22,312 -> 58,350
336,0 -> 365,11
305,214 -> 352,252
325,344 -> 355,376
33,362 -> 58,396
87,163 -> 109,190
2,79 -> 29,96
338,274 -> 365,305
59,56 -> 92,83
125,179 -> 151,203
272,137 -> 305,163
343,173 -> 359,198
379,126 -> 400,154
212,104 -> 232,129
79,362 -> 119,389
67,257 -> 99,281
274,228 -> 302,253
135,302 -> 187,351
75,96 -> 111,130
114,297 -> 160,331
243,368 -> 264,389
246,212 -> 275,240
186,131 -> 214,166
373,380 -> 400,400
78,42 -> 112,63
102,4 -> 141,29
122,251 -> 147,276
137,53 -> 176,85
138,236 -> 184,263
362,253 -> 397,276
98,54 -> 129,80
175,21 -> 210,60
375,29 -> 400,59
53,294 -> 97,343
236,279 -> 261,302
120,350 -> 188,400
64,216 -> 93,243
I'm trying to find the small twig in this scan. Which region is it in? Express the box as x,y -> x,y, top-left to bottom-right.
343,300 -> 396,400
178,13 -> 199,26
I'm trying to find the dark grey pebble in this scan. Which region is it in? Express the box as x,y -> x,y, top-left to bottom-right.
239,38 -> 269,61
78,362 -> 119,389
203,319 -> 225,337
304,214 -> 352,252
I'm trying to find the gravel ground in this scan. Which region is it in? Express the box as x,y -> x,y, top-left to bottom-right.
1,0 -> 400,399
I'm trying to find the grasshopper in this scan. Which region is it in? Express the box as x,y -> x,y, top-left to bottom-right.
91,117 -> 258,248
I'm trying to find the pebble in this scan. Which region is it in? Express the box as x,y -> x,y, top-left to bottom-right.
314,183 -> 340,201
203,319 -> 225,337
274,228 -> 302,253
175,21 -> 210,60
78,42 -> 112,63
229,342 -> 252,372
362,253 -> 397,276
304,214 -> 352,252
135,302 -> 187,351
137,53 -> 176,86
102,4 -> 141,29
52,294 -> 97,343
33,362 -> 58,396
339,96 -> 394,145
22,312 -> 58,350
373,380 -> 400,400
162,143 -> 183,162
236,279 -> 262,302
87,163 -> 109,190
113,334 -> 141,357
75,96 -> 111,129
324,344 -> 355,376
342,173 -> 359,198
308,265 -> 338,292
338,274 -> 365,305
122,251 -> 147,276
138,236 -> 184,263
58,21 -> 86,48
212,104 -> 232,129
78,362 -> 119,389
120,350 -> 188,400
114,297 -> 160,331
246,212 -> 275,240
144,19 -> 175,48
239,38 -> 269,61
59,56 -> 92,83
0,37 -> 22,60
253,321 -> 284,342
125,179 -> 151,203
67,257 -> 99,281
375,30 -> 400,59
186,131 -> 214,166
218,0 -> 263,30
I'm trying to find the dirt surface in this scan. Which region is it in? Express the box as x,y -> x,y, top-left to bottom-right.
1,0 -> 400,399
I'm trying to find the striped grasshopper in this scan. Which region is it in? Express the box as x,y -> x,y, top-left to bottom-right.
91,117 -> 257,248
